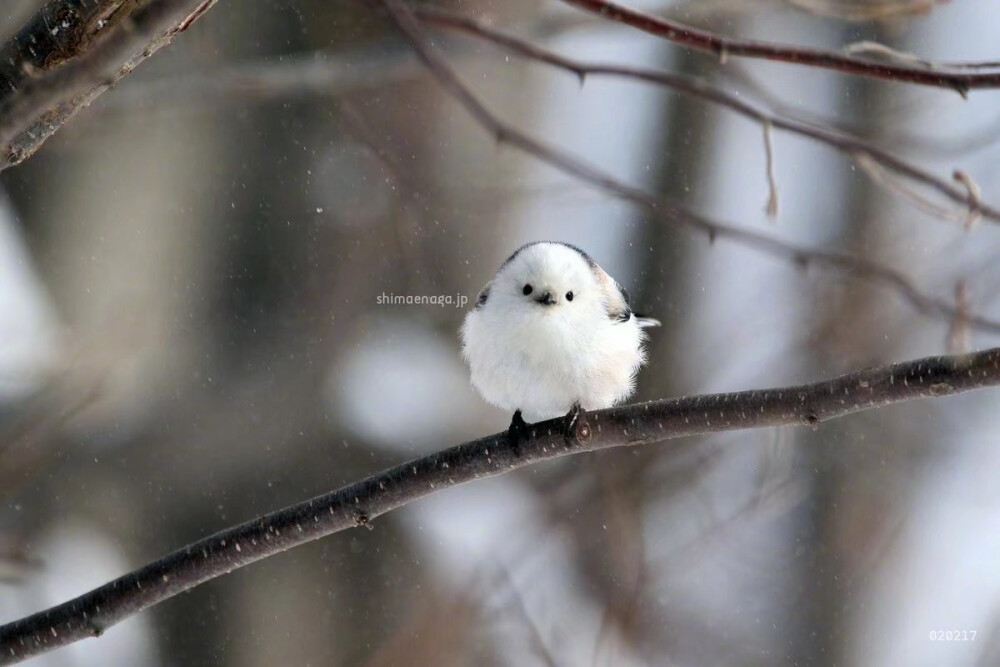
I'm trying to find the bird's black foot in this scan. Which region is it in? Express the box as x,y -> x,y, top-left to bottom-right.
508,409 -> 531,457
563,402 -> 587,445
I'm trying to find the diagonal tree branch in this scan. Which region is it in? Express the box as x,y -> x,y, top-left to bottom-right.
377,0 -> 1000,336
2,347 -> 1000,664
415,7 -> 999,226
559,0 -> 1000,95
0,0 -> 219,172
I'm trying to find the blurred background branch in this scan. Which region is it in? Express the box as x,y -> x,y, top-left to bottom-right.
380,0 -> 1000,336
417,7 -> 998,225
559,0 -> 1000,92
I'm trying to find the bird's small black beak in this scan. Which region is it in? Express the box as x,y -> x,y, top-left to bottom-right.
535,291 -> 556,306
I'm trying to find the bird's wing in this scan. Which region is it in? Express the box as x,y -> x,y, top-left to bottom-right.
593,265 -> 660,327
474,280 -> 491,309
590,265 -> 632,322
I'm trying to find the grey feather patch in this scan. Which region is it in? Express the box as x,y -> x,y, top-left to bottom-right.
612,283 -> 659,327
610,304 -> 632,323
475,282 -> 491,309
606,279 -> 632,323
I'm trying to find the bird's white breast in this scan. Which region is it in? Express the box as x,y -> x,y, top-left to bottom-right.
461,301 -> 646,423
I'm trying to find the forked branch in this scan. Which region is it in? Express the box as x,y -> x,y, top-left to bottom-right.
559,0 -> 1000,94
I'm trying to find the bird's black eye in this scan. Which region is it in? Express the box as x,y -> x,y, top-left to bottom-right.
566,291 -> 574,301
522,284 -> 533,295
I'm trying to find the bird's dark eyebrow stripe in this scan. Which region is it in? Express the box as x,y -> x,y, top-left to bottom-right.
498,241 -> 599,271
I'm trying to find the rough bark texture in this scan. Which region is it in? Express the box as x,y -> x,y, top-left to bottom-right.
2,347 -> 1000,664
0,0 -> 218,170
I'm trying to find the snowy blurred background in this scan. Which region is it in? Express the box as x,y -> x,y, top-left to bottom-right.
2,0 -> 1000,665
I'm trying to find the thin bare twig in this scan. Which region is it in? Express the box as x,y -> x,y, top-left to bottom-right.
718,62 -> 1000,160
415,7 -> 1000,225
853,153 -> 970,226
389,1 -> 1000,334
844,41 -> 1000,71
790,0 -> 945,22
954,170 -> 982,230
558,0 -> 1000,95
3,346 -> 1000,663
0,0 -> 219,171
948,282 -> 972,355
762,120 -> 778,219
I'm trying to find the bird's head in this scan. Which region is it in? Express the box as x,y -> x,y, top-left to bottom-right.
491,242 -> 604,319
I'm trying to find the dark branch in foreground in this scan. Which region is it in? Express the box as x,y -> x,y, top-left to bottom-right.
377,0 -> 1000,336
3,348 -> 1000,663
559,0 -> 1000,95
0,0 -> 218,171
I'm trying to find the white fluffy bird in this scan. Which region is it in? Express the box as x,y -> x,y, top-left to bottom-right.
461,242 -> 659,439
